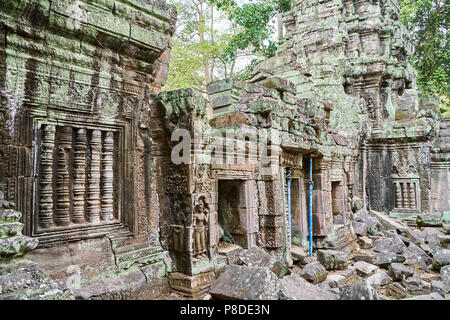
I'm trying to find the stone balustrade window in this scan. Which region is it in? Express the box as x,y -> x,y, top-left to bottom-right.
392,178 -> 421,211
37,122 -> 121,233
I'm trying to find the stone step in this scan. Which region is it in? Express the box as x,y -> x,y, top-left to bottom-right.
0,209 -> 22,223
0,235 -> 39,258
0,222 -> 24,239
114,245 -> 164,270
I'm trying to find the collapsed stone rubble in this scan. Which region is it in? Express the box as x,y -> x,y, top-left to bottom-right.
208,209 -> 449,300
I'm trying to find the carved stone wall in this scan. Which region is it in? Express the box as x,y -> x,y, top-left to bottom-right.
0,0 -> 177,296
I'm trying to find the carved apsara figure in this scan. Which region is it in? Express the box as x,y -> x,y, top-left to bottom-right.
192,197 -> 209,261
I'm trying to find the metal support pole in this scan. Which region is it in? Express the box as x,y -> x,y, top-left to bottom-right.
286,168 -> 292,247
308,156 -> 313,257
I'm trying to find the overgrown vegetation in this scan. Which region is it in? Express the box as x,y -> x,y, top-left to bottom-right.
400,0 -> 449,117
165,0 -> 449,118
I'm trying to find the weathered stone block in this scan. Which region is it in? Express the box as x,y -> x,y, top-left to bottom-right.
432,248 -> 450,270
299,261 -> 328,284
389,263 -> 414,281
317,249 -> 349,270
168,271 -> 215,299
366,270 -> 393,288
358,236 -> 373,249
279,273 -> 338,300
339,281 -> 379,300
431,280 -> 446,297
210,265 -> 280,300
374,252 -> 405,267
353,261 -> 379,277
440,265 -> 450,290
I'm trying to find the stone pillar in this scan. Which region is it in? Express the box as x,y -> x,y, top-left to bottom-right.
73,128 -> 87,224
55,148 -> 70,226
87,130 -> 101,223
55,126 -> 72,226
409,182 -> 416,209
401,182 -> 409,209
395,181 -> 402,208
39,124 -> 55,229
101,131 -> 114,221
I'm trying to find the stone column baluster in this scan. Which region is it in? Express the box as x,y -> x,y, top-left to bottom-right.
39,124 -> 56,229
401,182 -> 409,209
409,182 -> 416,209
55,126 -> 72,226
73,128 -> 87,224
101,131 -> 114,221
395,181 -> 402,208
87,130 -> 101,223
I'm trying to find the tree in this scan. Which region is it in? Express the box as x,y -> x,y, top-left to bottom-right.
400,0 -> 449,117
210,0 -> 291,61
164,0 -> 249,92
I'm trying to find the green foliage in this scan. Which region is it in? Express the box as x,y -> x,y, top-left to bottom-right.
164,0 -> 244,91
210,0 -> 291,61
400,0 -> 449,117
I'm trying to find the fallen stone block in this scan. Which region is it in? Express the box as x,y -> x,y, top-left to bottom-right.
339,281 -> 379,300
440,265 -> 450,290
389,263 -> 414,281
371,238 -> 392,253
417,213 -> 443,227
401,227 -> 425,246
279,273 -> 338,300
402,274 -> 431,295
366,270 -> 393,288
402,292 -> 444,300
317,249 -> 349,270
437,235 -> 450,249
301,256 -> 317,265
443,224 -> 450,235
374,251 -> 405,267
388,282 -> 407,299
291,245 -> 307,263
237,246 -> 290,278
271,262 -> 291,279
424,228 -> 445,247
369,210 -> 408,234
238,246 -> 276,268
357,236 -> 373,250
354,261 -> 379,277
335,267 -> 357,285
324,274 -> 346,288
299,261 -> 328,284
418,271 -> 441,283
431,280 -> 446,297
210,265 -> 280,300
403,242 -> 432,271
419,244 -> 433,256
432,248 -> 450,270
355,211 -> 380,236
352,221 -> 368,237
353,249 -> 376,264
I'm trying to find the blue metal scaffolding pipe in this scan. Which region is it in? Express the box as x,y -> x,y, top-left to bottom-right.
286,169 -> 292,247
308,156 -> 313,257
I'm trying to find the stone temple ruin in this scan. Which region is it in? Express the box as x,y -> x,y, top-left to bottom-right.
0,0 -> 449,300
